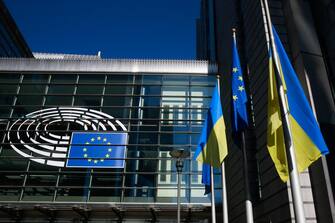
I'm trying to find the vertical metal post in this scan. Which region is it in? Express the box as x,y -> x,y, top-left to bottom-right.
216,75 -> 228,223
171,149 -> 189,223
177,160 -> 182,223
233,28 -> 254,223
221,163 -> 228,223
210,166 -> 216,223
241,131 -> 254,223
262,0 -> 306,222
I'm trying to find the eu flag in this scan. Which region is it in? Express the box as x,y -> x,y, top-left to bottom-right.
232,33 -> 248,131
67,132 -> 127,168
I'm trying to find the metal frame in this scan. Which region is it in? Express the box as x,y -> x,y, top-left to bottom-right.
0,70 -> 218,207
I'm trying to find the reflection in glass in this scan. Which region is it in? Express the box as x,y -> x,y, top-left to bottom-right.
76,85 -> 104,95
0,72 -> 215,204
48,85 -> 75,94
51,74 -> 77,83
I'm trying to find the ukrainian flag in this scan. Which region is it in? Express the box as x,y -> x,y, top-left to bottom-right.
268,26 -> 329,182
194,83 -> 228,168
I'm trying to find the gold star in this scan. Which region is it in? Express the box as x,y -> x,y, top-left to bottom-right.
85,142 -> 90,145
108,148 -> 112,152
106,154 -> 110,158
103,138 -> 107,142
100,159 -> 104,162
233,95 -> 238,101
94,160 -> 98,164
91,138 -> 95,142
238,86 -> 245,92
107,142 -> 111,145
233,67 -> 238,73
88,159 -> 92,162
238,76 -> 243,81
84,154 -> 88,158
97,136 -> 101,140
83,148 -> 87,152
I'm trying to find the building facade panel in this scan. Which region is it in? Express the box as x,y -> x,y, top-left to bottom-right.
0,60 -> 217,222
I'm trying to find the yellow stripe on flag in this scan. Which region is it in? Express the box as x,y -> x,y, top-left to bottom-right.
267,55 -> 289,182
289,115 -> 322,172
196,116 -> 228,168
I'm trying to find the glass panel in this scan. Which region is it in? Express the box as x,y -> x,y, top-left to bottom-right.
124,150 -> 158,202
50,74 -> 77,83
0,84 -> 18,94
45,96 -> 73,105
140,75 -> 162,84
89,172 -> 122,201
76,85 -> 103,95
0,73 -> 21,83
0,95 -> 14,105
103,96 -> 131,106
19,84 -> 47,94
0,187 -> 20,201
191,75 -> 216,85
0,108 -> 11,118
106,75 -> 133,84
0,147 -> 28,171
56,188 -> 87,202
142,86 -> 160,96
163,75 -> 189,85
16,96 -> 43,105
160,133 -> 190,145
101,108 -> 130,119
105,85 -> 132,95
48,85 -> 75,94
22,74 -> 49,83
191,86 -> 213,97
22,187 -> 54,201
74,96 -> 101,107
79,75 -> 105,83
12,107 -> 39,118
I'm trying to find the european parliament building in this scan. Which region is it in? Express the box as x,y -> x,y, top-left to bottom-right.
1,0 -> 335,222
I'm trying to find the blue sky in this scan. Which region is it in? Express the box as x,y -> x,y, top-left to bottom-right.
4,0 -> 200,59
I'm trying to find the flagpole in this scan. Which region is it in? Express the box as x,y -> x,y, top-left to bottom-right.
262,0 -> 306,222
232,28 -> 254,223
210,166 -> 217,223
216,74 -> 228,223
241,131 -> 254,223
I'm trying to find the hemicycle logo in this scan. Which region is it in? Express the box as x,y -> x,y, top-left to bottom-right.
7,107 -> 127,167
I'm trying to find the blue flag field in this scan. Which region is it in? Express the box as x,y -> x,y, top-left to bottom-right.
67,132 -> 127,168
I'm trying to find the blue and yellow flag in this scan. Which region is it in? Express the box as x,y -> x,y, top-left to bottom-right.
194,83 -> 228,168
267,26 -> 329,182
202,163 -> 211,194
232,33 -> 249,131
267,48 -> 288,181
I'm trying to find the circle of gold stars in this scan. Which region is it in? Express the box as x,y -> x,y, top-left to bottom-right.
232,67 -> 246,102
82,136 -> 113,164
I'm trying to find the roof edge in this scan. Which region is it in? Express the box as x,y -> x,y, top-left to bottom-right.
0,58 -> 217,74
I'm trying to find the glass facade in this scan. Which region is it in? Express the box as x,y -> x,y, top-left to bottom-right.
0,72 -> 216,204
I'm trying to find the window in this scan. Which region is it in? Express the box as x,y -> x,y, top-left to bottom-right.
0,72 -> 214,204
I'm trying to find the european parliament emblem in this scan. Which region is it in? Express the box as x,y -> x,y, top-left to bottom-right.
8,108 -> 128,168
66,132 -> 127,168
